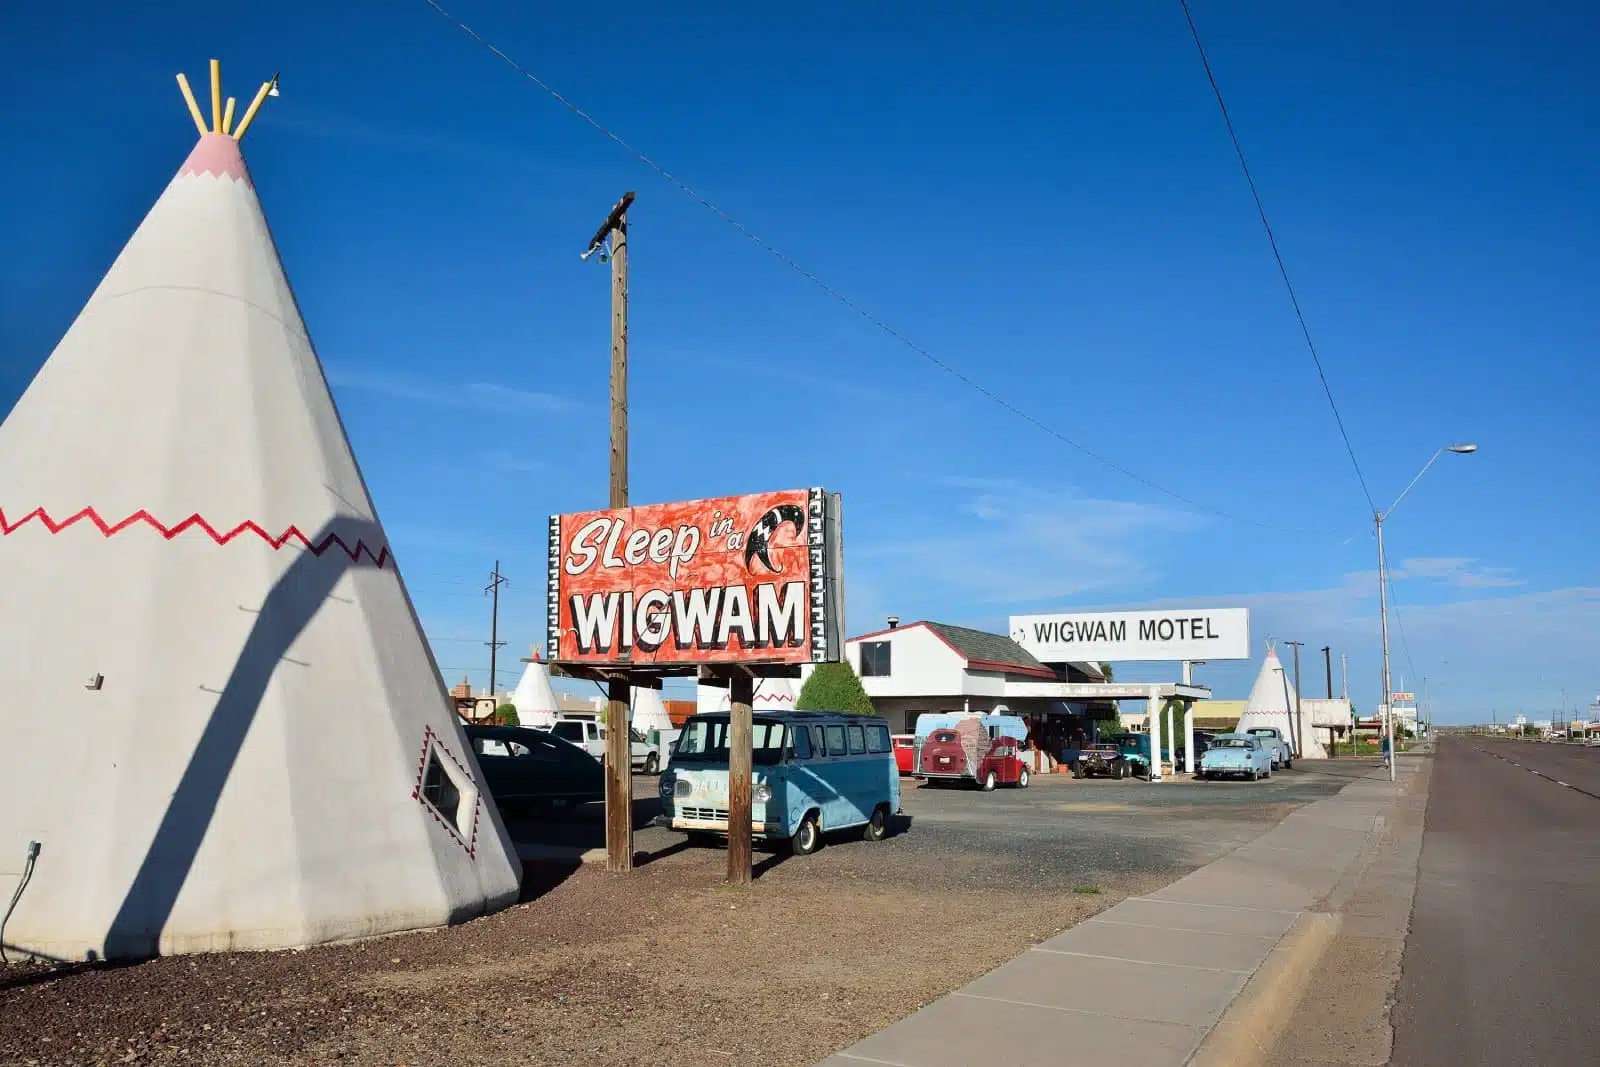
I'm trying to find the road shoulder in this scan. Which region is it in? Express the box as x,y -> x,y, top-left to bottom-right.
1256,757 -> 1430,1066
815,761 -> 1425,1067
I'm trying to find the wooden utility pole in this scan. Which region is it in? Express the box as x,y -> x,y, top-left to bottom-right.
587,191 -> 636,873
1285,640 -> 1304,758
484,561 -> 508,696
727,670 -> 754,885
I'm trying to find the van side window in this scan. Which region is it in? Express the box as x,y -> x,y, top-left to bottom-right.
791,724 -> 812,760
811,725 -> 827,756
867,724 -> 890,753
846,724 -> 866,754
824,724 -> 847,756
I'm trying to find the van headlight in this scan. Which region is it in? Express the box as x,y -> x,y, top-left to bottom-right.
659,773 -> 675,798
753,780 -> 771,803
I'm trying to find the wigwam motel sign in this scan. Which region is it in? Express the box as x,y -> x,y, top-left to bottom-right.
1010,608 -> 1250,663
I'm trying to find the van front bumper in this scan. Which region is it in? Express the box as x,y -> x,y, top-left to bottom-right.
653,812 -> 788,838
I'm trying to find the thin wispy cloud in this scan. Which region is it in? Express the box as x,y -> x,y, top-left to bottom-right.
1390,556 -> 1522,589
327,366 -> 573,414
851,478 -> 1197,605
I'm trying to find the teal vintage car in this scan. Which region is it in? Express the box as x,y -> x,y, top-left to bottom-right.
1199,733 -> 1274,781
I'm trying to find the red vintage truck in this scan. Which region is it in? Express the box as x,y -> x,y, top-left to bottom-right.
915,715 -> 1030,791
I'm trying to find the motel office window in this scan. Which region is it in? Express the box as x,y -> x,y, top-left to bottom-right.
860,641 -> 892,677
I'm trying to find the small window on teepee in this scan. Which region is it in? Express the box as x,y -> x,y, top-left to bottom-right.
419,741 -> 477,845
422,753 -> 461,824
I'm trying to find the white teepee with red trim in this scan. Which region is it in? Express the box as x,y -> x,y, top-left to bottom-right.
509,646 -> 559,729
1236,644 -> 1327,760
630,685 -> 673,733
695,675 -> 800,715
0,61 -> 520,961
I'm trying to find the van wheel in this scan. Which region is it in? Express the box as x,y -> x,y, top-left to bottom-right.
791,813 -> 821,855
981,770 -> 997,792
862,805 -> 889,841
1284,758 -> 1293,770
1017,768 -> 1030,789
643,753 -> 659,775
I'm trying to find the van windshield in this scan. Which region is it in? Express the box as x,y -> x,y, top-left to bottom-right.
673,718 -> 789,766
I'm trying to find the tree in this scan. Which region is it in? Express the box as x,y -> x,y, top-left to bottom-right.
494,703 -> 520,726
796,661 -> 875,715
1099,662 -> 1115,682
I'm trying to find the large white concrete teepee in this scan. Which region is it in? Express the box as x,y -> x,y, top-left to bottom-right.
509,647 -> 559,729
1236,646 -> 1327,760
630,686 -> 673,733
0,62 -> 521,961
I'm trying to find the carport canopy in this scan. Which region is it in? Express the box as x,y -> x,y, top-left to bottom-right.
1006,681 -> 1213,781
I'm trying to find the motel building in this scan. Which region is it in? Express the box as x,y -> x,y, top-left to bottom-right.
836,618 -> 1211,769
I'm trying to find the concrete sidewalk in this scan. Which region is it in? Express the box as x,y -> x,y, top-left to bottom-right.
816,763 -> 1422,1067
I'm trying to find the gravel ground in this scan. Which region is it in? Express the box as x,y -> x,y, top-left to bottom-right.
0,764 -> 1349,1067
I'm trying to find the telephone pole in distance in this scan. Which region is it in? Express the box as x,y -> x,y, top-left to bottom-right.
484,561 -> 508,697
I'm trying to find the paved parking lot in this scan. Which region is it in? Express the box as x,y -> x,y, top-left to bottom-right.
1,761 -> 1366,1067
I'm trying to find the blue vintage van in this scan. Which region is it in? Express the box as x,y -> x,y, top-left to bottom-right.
655,710 -> 901,855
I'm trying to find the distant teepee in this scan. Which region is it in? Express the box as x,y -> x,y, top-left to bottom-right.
510,646 -> 559,728
1237,644 -> 1327,759
0,60 -> 520,961
695,675 -> 799,714
631,686 -> 673,733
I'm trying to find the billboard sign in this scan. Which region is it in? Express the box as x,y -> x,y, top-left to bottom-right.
1009,607 -> 1250,663
548,487 -> 843,667
1390,692 -> 1416,704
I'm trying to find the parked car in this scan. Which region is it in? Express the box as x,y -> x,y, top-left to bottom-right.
1199,733 -> 1275,781
891,733 -> 916,775
548,717 -> 662,773
1174,730 -> 1217,768
1244,727 -> 1293,769
1106,732 -> 1171,778
465,724 -> 604,813
655,710 -> 901,854
916,717 -> 1030,790
1074,742 -> 1134,779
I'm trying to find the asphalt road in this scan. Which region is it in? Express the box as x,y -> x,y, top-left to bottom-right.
1389,738 -> 1600,1066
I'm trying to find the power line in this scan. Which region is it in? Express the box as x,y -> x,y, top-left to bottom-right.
1177,0 -> 1376,516
416,0 -> 1302,533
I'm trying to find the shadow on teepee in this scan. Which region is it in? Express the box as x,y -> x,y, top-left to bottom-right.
104,515 -> 386,958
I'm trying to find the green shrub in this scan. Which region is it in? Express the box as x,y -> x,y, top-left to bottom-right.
796,661 -> 875,715
494,703 -> 520,726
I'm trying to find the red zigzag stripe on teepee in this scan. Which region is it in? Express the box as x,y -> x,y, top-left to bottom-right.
0,506 -> 391,566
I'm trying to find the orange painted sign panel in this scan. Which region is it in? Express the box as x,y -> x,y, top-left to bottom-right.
547,487 -> 842,666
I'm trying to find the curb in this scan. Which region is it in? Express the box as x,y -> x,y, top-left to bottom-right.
1185,910 -> 1341,1067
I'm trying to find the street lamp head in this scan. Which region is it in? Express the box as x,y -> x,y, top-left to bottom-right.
1446,443 -> 1478,454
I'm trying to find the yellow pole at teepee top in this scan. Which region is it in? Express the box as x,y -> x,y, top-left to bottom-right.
233,80 -> 273,142
209,59 -> 222,133
222,97 -> 237,136
175,74 -> 208,136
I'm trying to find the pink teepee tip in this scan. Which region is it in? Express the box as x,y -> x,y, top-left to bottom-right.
178,133 -> 250,183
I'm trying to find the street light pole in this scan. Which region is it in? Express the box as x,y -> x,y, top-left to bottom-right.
1374,443 -> 1477,783
1376,512 -> 1395,781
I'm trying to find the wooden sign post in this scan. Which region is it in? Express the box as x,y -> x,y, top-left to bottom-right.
726,670 -> 754,885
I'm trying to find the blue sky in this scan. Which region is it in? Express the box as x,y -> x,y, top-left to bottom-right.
2,1 -> 1595,722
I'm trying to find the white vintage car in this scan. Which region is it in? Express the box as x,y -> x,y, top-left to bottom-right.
1199,733 -> 1275,781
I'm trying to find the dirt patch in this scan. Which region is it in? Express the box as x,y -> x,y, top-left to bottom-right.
1,842 -> 1171,1067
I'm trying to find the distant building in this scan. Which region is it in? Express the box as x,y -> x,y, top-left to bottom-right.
833,619 -> 1112,734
